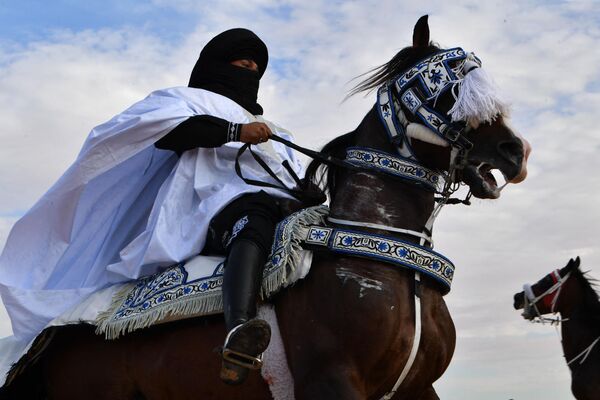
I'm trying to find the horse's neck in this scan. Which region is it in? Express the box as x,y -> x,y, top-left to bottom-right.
560,288 -> 600,369
330,109 -> 435,237
330,173 -> 434,234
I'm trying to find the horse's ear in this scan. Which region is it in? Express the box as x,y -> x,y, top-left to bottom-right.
413,15 -> 430,48
566,257 -> 581,270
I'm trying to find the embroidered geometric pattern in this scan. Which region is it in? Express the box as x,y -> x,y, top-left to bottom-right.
227,122 -> 239,142
377,85 -> 415,159
415,107 -> 449,136
395,47 -> 468,99
110,263 -> 225,323
345,147 -> 443,192
304,226 -> 454,293
401,88 -> 422,114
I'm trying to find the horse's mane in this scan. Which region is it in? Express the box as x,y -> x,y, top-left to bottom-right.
304,44 -> 441,200
347,44 -> 440,97
571,266 -> 600,331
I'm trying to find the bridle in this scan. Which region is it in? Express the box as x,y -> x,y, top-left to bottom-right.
235,48 -> 487,210
522,269 -> 571,324
376,47 -> 480,200
522,270 -> 600,367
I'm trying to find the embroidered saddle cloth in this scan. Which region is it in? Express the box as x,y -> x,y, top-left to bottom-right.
94,205 -> 329,339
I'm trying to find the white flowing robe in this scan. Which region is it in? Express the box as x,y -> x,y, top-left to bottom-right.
0,87 -> 304,341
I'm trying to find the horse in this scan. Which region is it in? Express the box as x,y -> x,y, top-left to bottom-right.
513,257 -> 600,400
1,16 -> 529,400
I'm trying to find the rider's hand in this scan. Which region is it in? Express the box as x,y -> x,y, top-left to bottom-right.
239,122 -> 272,145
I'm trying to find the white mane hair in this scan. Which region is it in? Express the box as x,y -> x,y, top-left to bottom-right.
448,64 -> 510,126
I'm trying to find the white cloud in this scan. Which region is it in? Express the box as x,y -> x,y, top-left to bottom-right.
0,1 -> 599,398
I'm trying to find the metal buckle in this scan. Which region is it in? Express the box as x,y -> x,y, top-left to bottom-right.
222,348 -> 264,370
445,128 -> 460,142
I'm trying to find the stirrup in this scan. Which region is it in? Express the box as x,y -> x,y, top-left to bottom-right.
222,348 -> 263,370
221,319 -> 270,370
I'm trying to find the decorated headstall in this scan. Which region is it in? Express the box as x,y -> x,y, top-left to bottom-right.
377,47 -> 482,161
522,269 -> 571,323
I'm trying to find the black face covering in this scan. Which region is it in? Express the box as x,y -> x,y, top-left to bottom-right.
188,28 -> 268,115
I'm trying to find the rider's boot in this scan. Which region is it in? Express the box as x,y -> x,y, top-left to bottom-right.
220,239 -> 271,385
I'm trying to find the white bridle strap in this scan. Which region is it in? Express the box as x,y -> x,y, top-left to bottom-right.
524,270 -> 571,311
523,283 -> 536,303
326,217 -> 433,247
567,336 -> 600,366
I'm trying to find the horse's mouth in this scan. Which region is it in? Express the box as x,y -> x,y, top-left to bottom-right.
462,162 -> 508,199
520,307 -> 537,320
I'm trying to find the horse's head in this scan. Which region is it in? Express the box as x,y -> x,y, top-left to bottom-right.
513,257 -> 581,320
409,15 -> 530,199
352,15 -> 531,200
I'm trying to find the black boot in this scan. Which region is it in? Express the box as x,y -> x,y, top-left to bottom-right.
220,239 -> 271,385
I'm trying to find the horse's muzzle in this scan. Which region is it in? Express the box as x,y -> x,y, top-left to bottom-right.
513,291 -> 525,310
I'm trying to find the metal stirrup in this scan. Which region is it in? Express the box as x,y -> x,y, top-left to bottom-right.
222,348 -> 264,370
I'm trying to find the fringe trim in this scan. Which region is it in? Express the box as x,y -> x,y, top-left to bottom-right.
262,205 -> 329,298
95,284 -> 224,340
449,67 -> 510,125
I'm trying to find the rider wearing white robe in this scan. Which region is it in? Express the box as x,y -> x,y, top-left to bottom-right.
0,30 -> 306,382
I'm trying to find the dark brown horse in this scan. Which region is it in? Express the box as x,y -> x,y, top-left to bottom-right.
1,16 -> 530,400
513,257 -> 600,400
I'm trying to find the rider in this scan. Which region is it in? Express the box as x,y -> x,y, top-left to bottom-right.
156,28 -> 297,384
0,28 -> 308,385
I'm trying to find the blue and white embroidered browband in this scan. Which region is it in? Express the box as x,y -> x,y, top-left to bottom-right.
303,225 -> 455,293
346,147 -> 443,192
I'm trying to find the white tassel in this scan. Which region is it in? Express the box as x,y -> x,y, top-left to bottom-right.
448,67 -> 509,125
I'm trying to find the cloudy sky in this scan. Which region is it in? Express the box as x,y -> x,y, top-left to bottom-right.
1,1 -> 599,398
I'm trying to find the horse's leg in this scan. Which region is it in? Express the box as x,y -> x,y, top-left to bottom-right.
277,256 -> 417,400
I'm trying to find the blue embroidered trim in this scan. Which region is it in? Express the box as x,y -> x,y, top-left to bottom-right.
304,226 -> 454,293
376,47 -> 475,150
376,85 -> 416,160
345,147 -> 443,192
112,263 -> 225,322
394,47 -> 467,100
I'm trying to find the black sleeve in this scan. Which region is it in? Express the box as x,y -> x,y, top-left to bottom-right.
155,115 -> 241,155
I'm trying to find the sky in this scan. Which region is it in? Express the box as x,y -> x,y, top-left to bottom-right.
0,0 -> 599,399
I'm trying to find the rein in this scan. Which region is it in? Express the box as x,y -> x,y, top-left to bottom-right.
234,133 -> 460,205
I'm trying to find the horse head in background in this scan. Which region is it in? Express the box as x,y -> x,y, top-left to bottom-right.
2,15 -> 530,400
514,257 -> 600,400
